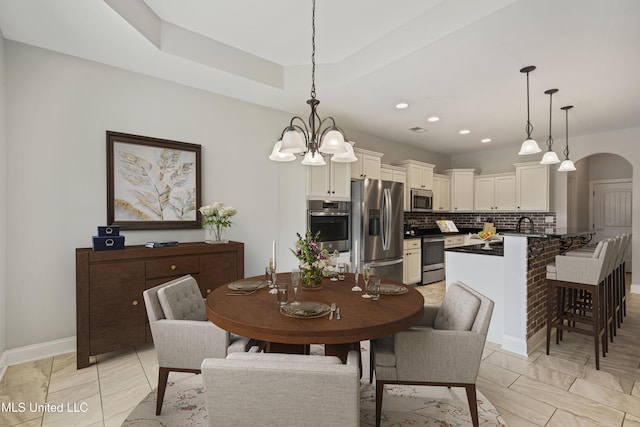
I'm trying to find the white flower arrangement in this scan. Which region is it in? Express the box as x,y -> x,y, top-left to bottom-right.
199,202 -> 237,242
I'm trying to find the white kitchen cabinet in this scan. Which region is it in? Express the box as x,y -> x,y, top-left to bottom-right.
381,164 -> 408,210
444,169 -> 478,212
306,161 -> 351,201
474,173 -> 515,212
433,174 -> 450,212
515,162 -> 550,211
403,239 -> 422,285
392,160 -> 435,191
351,148 -> 382,180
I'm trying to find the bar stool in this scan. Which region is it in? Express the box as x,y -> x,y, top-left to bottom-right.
615,234 -> 631,323
546,240 -> 610,370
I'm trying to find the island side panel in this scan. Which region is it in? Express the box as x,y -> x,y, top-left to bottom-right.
502,236 -> 529,355
445,251 -> 505,346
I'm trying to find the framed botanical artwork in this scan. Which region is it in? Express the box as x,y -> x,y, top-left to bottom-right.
107,131 -> 202,230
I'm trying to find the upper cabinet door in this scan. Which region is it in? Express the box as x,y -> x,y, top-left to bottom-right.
515,163 -> 549,211
474,177 -> 495,212
494,174 -> 516,211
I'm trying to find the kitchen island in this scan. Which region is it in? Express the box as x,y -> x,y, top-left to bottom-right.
445,229 -> 595,356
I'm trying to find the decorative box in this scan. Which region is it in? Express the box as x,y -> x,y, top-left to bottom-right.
92,235 -> 125,251
97,226 -> 120,236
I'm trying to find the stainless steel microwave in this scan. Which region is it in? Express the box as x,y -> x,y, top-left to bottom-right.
410,189 -> 433,212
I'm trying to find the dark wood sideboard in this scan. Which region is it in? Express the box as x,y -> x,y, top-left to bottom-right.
76,241 -> 244,369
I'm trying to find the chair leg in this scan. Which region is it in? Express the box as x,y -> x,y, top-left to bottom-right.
375,380 -> 384,427
156,367 -> 170,415
465,384 -> 479,427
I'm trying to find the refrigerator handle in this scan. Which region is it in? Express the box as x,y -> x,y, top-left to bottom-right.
381,188 -> 391,251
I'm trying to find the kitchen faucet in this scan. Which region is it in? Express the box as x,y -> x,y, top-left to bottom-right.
516,216 -> 534,233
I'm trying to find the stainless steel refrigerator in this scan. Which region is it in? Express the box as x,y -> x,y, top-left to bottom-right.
351,179 -> 404,281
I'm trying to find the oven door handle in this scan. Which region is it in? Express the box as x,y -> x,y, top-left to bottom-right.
309,212 -> 350,217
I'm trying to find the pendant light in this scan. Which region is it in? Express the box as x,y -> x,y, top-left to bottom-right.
270,0 -> 354,165
557,105 -> 576,172
540,88 -> 561,164
518,66 -> 542,155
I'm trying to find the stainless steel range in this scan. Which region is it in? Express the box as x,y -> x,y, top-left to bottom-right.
421,235 -> 445,284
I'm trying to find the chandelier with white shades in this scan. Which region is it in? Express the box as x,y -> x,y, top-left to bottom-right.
269,0 -> 355,166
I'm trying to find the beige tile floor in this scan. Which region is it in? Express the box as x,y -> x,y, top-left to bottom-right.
0,275 -> 638,427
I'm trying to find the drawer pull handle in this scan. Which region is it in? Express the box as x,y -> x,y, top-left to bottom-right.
206,289 -> 212,294
171,265 -> 177,270
132,300 -> 138,306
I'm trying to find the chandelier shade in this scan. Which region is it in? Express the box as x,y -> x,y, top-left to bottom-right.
518,66 -> 541,155
331,141 -> 357,162
269,0 -> 354,165
540,88 -> 561,165
558,105 -> 576,172
301,150 -> 326,166
269,140 -> 296,162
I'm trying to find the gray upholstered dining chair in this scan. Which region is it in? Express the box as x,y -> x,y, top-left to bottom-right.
201,351 -> 360,426
370,281 -> 494,427
143,274 -> 255,415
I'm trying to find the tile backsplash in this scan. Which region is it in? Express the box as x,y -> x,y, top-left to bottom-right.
404,212 -> 556,233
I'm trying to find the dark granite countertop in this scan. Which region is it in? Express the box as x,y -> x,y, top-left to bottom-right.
500,228 -> 596,239
404,227 -> 481,239
445,242 -> 504,256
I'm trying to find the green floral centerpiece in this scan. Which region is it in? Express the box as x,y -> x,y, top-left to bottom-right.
291,230 -> 336,289
199,202 -> 237,243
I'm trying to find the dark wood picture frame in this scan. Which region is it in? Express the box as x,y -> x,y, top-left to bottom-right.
107,131 -> 202,230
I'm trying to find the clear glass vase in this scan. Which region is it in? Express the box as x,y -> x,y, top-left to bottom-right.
300,267 -> 323,290
205,224 -> 229,244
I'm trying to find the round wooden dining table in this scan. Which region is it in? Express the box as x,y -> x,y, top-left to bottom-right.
206,273 -> 424,362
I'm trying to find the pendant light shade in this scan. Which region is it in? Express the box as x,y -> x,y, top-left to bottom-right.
541,150 -> 561,164
518,66 -> 542,155
540,88 -> 561,165
269,140 -> 296,162
558,105 -> 576,172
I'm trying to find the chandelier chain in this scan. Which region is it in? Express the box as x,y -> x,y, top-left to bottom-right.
310,0 -> 316,99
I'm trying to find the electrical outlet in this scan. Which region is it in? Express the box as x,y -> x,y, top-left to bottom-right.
545,216 -> 554,223
476,216 -> 481,222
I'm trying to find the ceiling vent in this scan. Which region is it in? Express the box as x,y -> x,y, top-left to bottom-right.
409,127 -> 428,133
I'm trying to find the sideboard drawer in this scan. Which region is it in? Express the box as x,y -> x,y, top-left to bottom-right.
146,255 -> 199,279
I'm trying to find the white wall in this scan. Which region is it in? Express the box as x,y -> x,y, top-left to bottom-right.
0,30 -> 7,359
4,41 -> 304,349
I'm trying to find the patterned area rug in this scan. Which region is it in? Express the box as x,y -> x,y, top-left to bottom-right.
123,374 -> 507,426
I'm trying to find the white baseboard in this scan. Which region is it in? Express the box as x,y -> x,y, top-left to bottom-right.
631,283 -> 640,294
500,334 -> 527,356
2,336 -> 76,368
0,351 -> 7,382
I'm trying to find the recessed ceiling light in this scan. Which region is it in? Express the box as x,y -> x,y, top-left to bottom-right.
427,116 -> 440,122
459,129 -> 471,134
481,138 -> 492,143
395,103 -> 409,109
409,127 -> 428,133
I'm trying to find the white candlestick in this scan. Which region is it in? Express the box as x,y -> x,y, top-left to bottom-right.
272,240 -> 276,270
354,240 -> 358,272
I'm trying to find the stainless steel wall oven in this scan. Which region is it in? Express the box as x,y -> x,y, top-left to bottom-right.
307,200 -> 351,252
